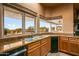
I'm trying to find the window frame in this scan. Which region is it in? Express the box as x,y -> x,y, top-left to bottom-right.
3,6 -> 24,36
24,14 -> 36,34
39,19 -> 51,33
50,19 -> 63,33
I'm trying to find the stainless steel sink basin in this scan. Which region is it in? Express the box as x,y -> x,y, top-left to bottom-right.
24,35 -> 46,42
32,36 -> 41,39
24,38 -> 33,42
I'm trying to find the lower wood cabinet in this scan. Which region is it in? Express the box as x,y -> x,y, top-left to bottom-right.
27,46 -> 41,56
68,38 -> 79,55
59,36 -> 79,55
59,36 -> 69,52
26,36 -> 79,56
69,42 -> 78,55
41,42 -> 48,56
27,36 -> 51,56
40,37 -> 50,56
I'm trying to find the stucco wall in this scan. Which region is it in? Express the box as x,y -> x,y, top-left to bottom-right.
19,3 -> 45,16
45,4 -> 74,34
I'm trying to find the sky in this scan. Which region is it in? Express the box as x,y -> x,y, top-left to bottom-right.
4,17 -> 56,30
40,19 -> 50,28
4,17 -> 35,30
25,19 -> 34,29
4,17 -> 22,30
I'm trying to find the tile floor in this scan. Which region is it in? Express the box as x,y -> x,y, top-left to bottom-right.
47,52 -> 71,56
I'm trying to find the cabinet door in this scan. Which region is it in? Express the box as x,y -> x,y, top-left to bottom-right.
69,42 -> 78,55
28,46 -> 40,56
68,38 -> 79,55
59,36 -> 69,52
68,38 -> 78,55
61,41 -> 69,52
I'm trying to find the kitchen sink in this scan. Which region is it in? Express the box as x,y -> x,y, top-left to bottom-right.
32,36 -> 41,39
24,38 -> 33,42
24,35 -> 46,42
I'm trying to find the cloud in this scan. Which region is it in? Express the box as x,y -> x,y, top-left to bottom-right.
7,24 -> 16,29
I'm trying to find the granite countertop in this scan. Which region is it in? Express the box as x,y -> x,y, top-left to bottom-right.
0,33 -> 79,53
0,35 -> 50,53
0,33 -> 79,39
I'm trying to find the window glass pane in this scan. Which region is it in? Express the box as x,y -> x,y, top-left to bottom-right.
50,18 -> 63,33
39,19 -> 50,32
25,16 -> 35,33
4,7 -> 22,35
51,24 -> 56,32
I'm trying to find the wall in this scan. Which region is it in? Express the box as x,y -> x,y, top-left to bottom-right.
0,4 -> 4,38
19,3 -> 45,16
1,3 -> 74,35
45,7 -> 53,17
45,4 -> 74,34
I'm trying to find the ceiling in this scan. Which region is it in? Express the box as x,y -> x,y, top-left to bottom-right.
41,3 -> 63,7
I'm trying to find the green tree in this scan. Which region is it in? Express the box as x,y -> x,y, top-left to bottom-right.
16,28 -> 22,33
4,28 -> 10,35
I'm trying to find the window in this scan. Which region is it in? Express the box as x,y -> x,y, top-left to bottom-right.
51,24 -> 56,32
50,18 -> 63,33
39,19 -> 51,33
25,16 -> 35,33
4,6 -> 22,35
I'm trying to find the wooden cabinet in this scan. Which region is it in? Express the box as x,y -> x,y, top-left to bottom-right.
41,42 -> 48,56
69,38 -> 79,55
59,36 -> 69,53
27,36 -> 51,56
59,36 -> 79,55
28,41 -> 40,50
27,41 -> 41,56
40,37 -> 49,56
69,42 -> 78,55
27,45 -> 40,56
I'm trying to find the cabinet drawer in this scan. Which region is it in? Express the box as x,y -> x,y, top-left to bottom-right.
69,38 -> 76,43
41,38 -> 48,44
60,36 -> 68,42
76,38 -> 79,43
28,41 -> 40,50
28,46 -> 40,56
